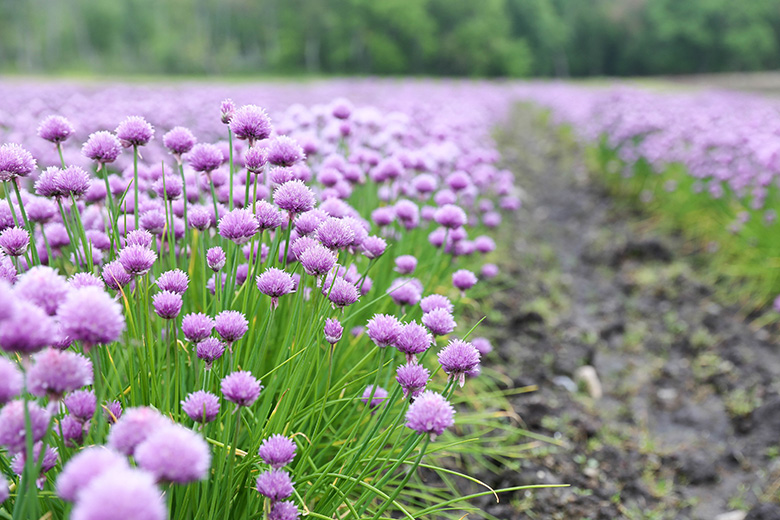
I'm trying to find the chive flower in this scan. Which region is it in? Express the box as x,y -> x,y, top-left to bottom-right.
230,105 -> 273,143
256,267 -> 295,309
206,246 -> 226,271
0,227 -> 29,256
134,423 -> 212,484
64,389 -> 97,422
452,269 -> 478,293
437,339 -> 481,387
255,200 -> 284,230
324,318 -> 343,345
152,290 -> 183,320
360,385 -> 388,409
182,390 -> 220,424
70,468 -> 166,520
256,469 -> 294,501
394,322 -> 433,363
326,276 -> 360,309
219,208 -> 259,245
366,314 -> 402,348
270,501 -> 301,520
163,126 -> 197,157
15,265 -> 69,316
221,370 -> 262,407
56,447 -> 130,502
181,313 -> 215,344
0,357 -> 22,406
118,244 -> 157,276
215,310 -> 248,345
38,115 -> 75,143
196,337 -> 225,369
189,143 -> 224,174
361,235 -> 387,259
107,406 -> 169,456
299,243 -> 337,277
156,269 -> 188,294
0,299 -> 55,354
27,348 -> 93,399
245,145 -> 268,173
396,363 -> 430,400
405,390 -> 455,440
421,308 -> 457,336
274,180 -> 315,216
58,286 -> 125,350
101,260 -> 132,291
0,400 -> 50,454
115,116 -> 154,147
267,136 -> 304,167
0,143 -> 36,181
82,131 -> 122,167
258,434 -> 297,469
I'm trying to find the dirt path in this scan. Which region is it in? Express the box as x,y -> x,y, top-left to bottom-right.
478,107 -> 780,519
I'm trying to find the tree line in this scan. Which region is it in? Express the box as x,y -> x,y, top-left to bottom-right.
1,0 -> 778,77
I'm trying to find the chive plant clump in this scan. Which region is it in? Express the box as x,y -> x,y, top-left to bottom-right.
0,83 -> 525,519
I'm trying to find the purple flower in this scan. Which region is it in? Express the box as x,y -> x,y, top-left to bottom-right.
405,390 -> 454,440
152,174 -> 183,201
245,145 -> 268,173
256,200 -> 284,230
230,105 -> 273,143
60,414 -> 86,447
221,370 -> 262,407
56,447 -> 129,502
82,131 -> 122,166
422,308 -> 456,336
258,434 -> 297,469
0,357 -> 22,406
438,339 -> 481,387
182,313 -> 215,343
163,126 -> 197,156
27,348 -> 93,399
0,227 -> 29,256
396,363 -> 430,400
70,468 -> 166,520
11,442 -> 58,488
189,205 -> 212,230
182,390 -> 220,423
366,314 -> 403,348
221,99 -> 236,124
256,469 -> 294,501
0,255 -> 16,284
206,246 -> 226,271
103,400 -> 123,424
58,286 -> 125,350
327,276 -> 360,308
452,269 -> 477,292
394,255 -> 417,274
361,236 -> 387,259
481,263 -> 499,278
394,322 -> 433,363
118,244 -> 157,276
107,406 -> 169,456
0,299 -> 55,354
65,389 -> 97,422
14,265 -> 70,315
126,229 -> 154,248
0,479 -> 6,504
256,268 -> 295,309
0,143 -> 36,181
156,269 -> 188,294
387,278 -> 422,308
196,337 -> 225,369
274,180 -> 315,215
371,207 -> 395,227
140,210 -> 166,234
35,167 -> 63,198
57,166 -> 91,198
219,208 -> 259,245
324,318 -> 343,345
270,501 -> 300,520
115,116 -> 154,147
38,115 -> 75,143
360,385 -> 388,409
471,337 -> 493,356
295,210 -> 327,237
299,243 -> 337,278
101,260 -> 132,291
331,98 -> 353,119
316,217 -> 354,250
26,197 -> 57,223
434,204 -> 467,229
267,136 -> 304,167
215,310 -> 248,345
189,143 -> 224,173
0,400 -> 50,454
135,423 -> 211,484
153,290 -> 183,320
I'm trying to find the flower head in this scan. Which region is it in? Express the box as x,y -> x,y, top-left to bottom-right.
394,255 -> 417,274
394,322 -> 433,363
360,385 -> 388,409
361,236 -> 387,259
219,208 -> 259,245
324,318 -> 343,345
189,143 -> 224,173
182,313 -> 214,343
182,390 -> 220,423
299,243 -> 337,277
316,217 -> 354,250
270,501 -> 300,520
422,308 -> 456,336
255,200 -> 284,230
65,389 -> 97,422
0,357 -> 22,406
245,145 -> 268,173
118,244 -> 157,276
396,363 -> 430,400
221,99 -> 236,124
82,131 -> 122,165
221,370 -> 262,407
163,127 -> 197,156
14,265 -> 70,316
115,116 -> 154,147
196,337 -> 225,369
231,105 -> 273,143
366,314 -> 402,348
0,400 -> 50,454
256,268 -> 295,309
256,469 -> 294,501
420,294 -> 454,314
58,286 -> 125,350
70,468 -> 166,520
57,166 -> 91,198
101,260 -> 132,291
27,348 -> 93,398
206,246 -> 226,271
156,269 -> 188,294
152,290 -> 183,320
274,180 -> 315,215
0,227 -> 29,256
38,115 -> 75,144
327,277 -> 359,308
0,299 -> 55,354
405,390 -> 454,440
267,136 -> 304,167
56,447 -> 129,502
0,143 -> 36,181
387,278 -> 422,308
135,423 -> 211,484
258,434 -> 297,469
215,310 -> 248,344
437,339 -> 481,387
452,269 -> 478,293
107,406 -> 169,456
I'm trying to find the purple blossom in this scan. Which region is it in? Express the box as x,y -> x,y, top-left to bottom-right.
56,447 -> 129,502
207,246 -> 226,271
103,400 -> 123,424
70,468 -> 166,520
0,143 -> 36,181
14,265 -> 70,315
215,310 -> 248,344
270,501 -> 300,520
0,357 -> 22,406
69,273 -> 104,291
152,174 -> 183,201
274,180 -> 316,215
219,208 -> 259,244
394,255 -> 417,274
26,197 -> 57,223
27,348 -> 93,398
126,229 -> 154,248
35,167 -> 63,197
371,207 -> 395,227
256,268 -> 295,308
258,434 -> 297,469
140,210 -> 166,235
189,143 -> 224,173
256,469 -> 294,501
267,136 -> 304,167
299,243 -> 337,277
361,385 -> 388,409
0,400 -> 50,454
189,205 -> 212,230
152,290 -> 183,320
316,217 -> 354,250
396,363 -> 430,400
438,339 -> 481,387
324,318 -> 343,345
0,227 -> 29,256
156,269 -> 188,294
366,314 -> 403,348
182,390 -> 220,423
405,390 -> 455,440
135,423 -> 211,484
60,414 -> 86,447
196,337 -> 226,369
65,389 -> 97,422
38,115 -> 75,143
221,98 -> 236,124
471,337 -> 493,356
82,131 -> 122,166
115,116 -> 154,147
394,322 -> 433,363
327,276 -> 360,308
163,126 -> 197,156
101,260 -> 132,291
256,200 -> 284,230
230,105 -> 273,143
221,370 -> 262,407
107,406 -> 169,456
57,166 -> 91,198
182,313 -> 215,343
11,442 -> 58,488
361,235 -> 387,259
0,299 -> 55,354
387,277 -> 422,308
118,244 -> 157,276
331,98 -> 353,119
422,308 -> 456,336
452,269 -> 478,292
245,145 -> 268,173
59,286 -> 125,350
434,204 -> 467,229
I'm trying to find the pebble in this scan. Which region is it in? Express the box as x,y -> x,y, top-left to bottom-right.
552,375 -> 578,393
715,512 -> 747,520
575,365 -> 603,399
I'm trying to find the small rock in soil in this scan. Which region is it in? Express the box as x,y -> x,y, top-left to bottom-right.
574,365 -> 603,399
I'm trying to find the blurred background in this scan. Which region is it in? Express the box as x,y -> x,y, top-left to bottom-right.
0,0 -> 779,77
